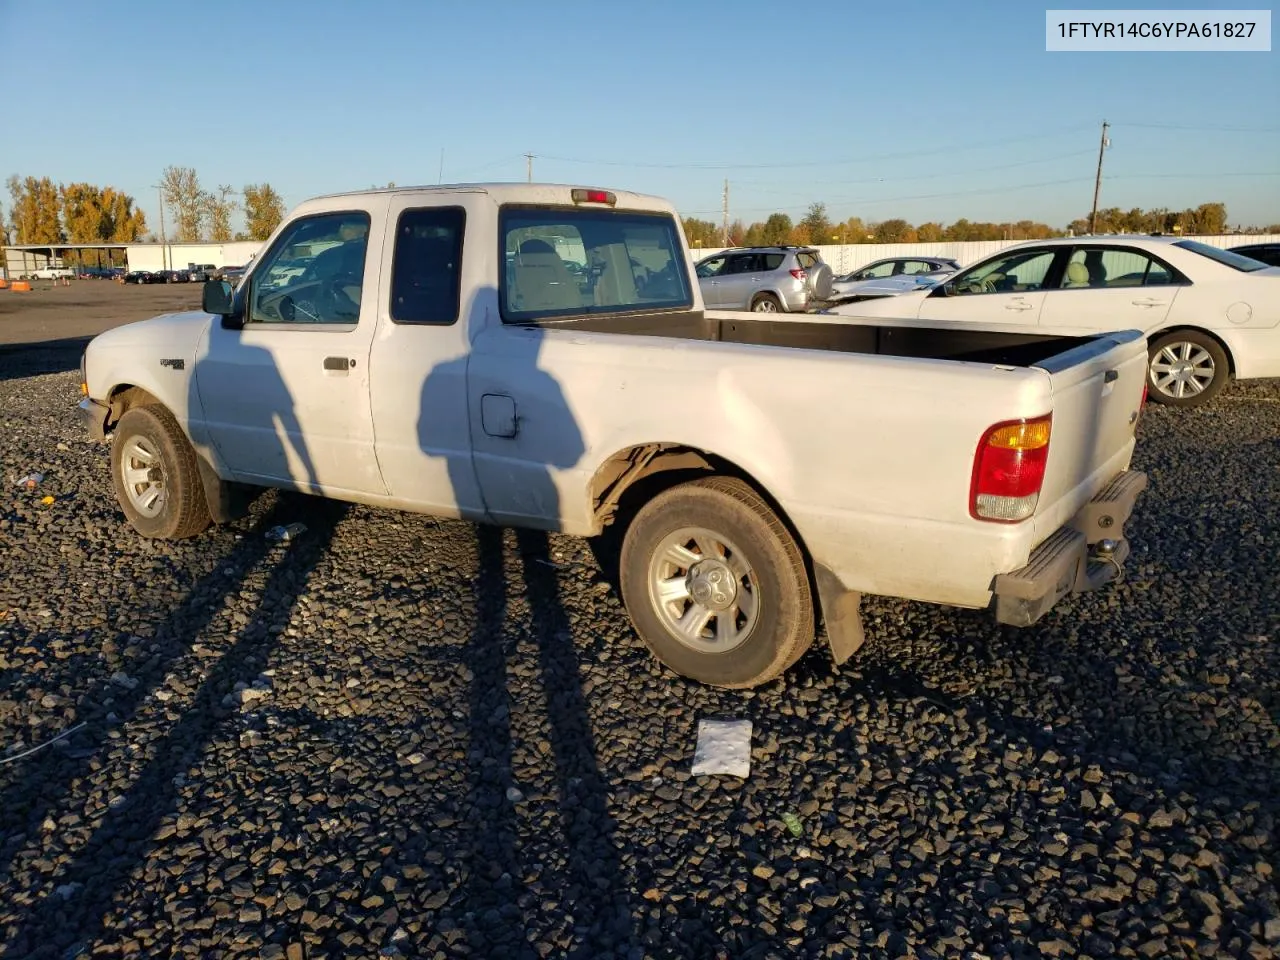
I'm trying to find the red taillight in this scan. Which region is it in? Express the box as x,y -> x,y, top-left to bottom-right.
571,188 -> 617,206
970,415 -> 1052,523
789,268 -> 807,281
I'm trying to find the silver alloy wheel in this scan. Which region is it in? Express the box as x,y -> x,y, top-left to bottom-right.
752,297 -> 778,312
1149,341 -> 1216,400
647,526 -> 759,653
120,436 -> 168,518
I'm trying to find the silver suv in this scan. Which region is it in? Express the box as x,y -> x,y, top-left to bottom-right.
694,246 -> 833,312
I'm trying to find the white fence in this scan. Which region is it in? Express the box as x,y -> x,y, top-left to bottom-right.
688,234 -> 1280,276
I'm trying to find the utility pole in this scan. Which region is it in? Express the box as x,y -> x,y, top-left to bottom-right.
525,153 -> 534,183
153,182 -> 169,271
721,179 -> 729,247
438,148 -> 445,185
1088,120 -> 1110,235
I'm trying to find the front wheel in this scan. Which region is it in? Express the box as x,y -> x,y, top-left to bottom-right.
1146,330 -> 1229,407
110,405 -> 212,539
619,476 -> 815,688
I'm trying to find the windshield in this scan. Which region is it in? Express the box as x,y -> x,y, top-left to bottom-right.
500,207 -> 692,322
1174,240 -> 1267,272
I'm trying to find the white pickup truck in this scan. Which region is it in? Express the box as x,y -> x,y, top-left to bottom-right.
77,183 -> 1150,688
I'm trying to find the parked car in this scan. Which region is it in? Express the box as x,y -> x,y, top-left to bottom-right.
167,269 -> 192,283
222,264 -> 246,285
829,256 -> 961,302
694,246 -> 833,312
188,264 -> 219,282
1228,242 -> 1280,268
78,183 -> 1149,689
826,236 -> 1280,407
122,271 -> 152,284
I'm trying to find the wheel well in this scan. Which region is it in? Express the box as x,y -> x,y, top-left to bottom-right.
1151,326 -> 1235,375
589,442 -> 820,605
105,385 -> 162,427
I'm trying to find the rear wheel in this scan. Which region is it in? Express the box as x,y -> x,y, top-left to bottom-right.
111,405 -> 212,539
619,476 -> 814,688
1146,330 -> 1229,407
751,293 -> 782,313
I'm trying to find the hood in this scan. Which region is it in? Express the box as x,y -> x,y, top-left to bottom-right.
88,310 -> 213,351
831,273 -> 949,298
825,287 -> 932,317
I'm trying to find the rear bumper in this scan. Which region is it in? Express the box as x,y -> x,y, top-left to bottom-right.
992,469 -> 1148,627
78,397 -> 111,441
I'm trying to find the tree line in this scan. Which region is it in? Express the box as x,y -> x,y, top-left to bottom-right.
3,175 -> 148,247
681,201 -> 1276,248
1,167 -> 287,247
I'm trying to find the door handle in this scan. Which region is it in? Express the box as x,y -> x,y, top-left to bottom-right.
324,356 -> 354,371
1131,298 -> 1166,306
1004,301 -> 1035,311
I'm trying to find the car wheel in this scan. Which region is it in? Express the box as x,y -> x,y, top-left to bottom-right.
619,476 -> 815,688
1146,330 -> 1230,407
750,293 -> 782,313
111,405 -> 212,539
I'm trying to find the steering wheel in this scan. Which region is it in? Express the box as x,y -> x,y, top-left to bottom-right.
278,294 -> 321,322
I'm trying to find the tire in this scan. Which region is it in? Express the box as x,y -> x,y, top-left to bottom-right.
750,293 -> 782,313
110,404 -> 212,539
1146,330 -> 1230,407
619,476 -> 815,688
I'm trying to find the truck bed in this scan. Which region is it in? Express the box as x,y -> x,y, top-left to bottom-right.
530,309 -> 1098,369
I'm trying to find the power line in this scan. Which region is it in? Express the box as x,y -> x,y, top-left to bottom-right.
535,125 -> 1097,171
729,150 -> 1097,194
1108,171 -> 1280,179
683,177 -> 1094,219
1112,121 -> 1280,133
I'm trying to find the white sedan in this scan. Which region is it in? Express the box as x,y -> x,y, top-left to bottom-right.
825,236 -> 1280,406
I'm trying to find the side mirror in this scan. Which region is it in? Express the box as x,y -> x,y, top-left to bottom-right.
202,279 -> 234,315
934,281 -> 957,298
203,279 -> 246,329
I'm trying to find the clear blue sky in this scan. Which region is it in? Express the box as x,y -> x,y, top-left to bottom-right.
2,0 -> 1277,234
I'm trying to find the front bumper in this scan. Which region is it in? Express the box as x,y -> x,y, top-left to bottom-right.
992,470 -> 1148,627
78,397 -> 111,442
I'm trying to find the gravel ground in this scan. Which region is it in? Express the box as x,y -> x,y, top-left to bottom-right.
0,346 -> 1277,960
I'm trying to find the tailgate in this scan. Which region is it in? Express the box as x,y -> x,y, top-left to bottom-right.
1032,330 -> 1148,543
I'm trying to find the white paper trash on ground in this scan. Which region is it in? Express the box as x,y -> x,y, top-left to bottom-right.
691,719 -> 754,778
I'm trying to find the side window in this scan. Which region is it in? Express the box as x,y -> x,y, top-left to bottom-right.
696,256 -> 727,278
390,207 -> 466,325
1059,248 -> 1155,289
725,254 -> 759,275
762,253 -> 785,270
248,211 -> 370,325
902,260 -> 934,275
951,250 -> 1057,295
856,261 -> 897,280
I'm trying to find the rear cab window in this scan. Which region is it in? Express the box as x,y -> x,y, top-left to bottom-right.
796,251 -> 820,270
500,207 -> 693,322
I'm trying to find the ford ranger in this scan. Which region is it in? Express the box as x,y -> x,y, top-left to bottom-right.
77,183 -> 1149,688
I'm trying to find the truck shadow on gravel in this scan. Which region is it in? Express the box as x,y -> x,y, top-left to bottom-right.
0,498 -> 349,959
0,337 -> 91,384
420,317 -> 637,956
